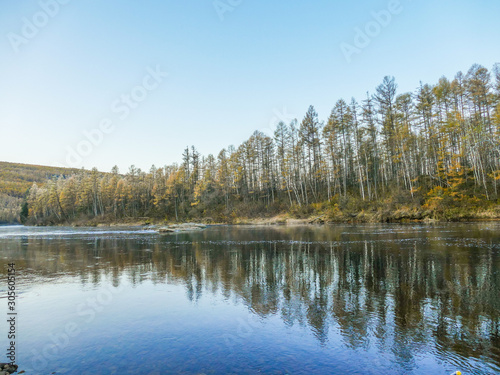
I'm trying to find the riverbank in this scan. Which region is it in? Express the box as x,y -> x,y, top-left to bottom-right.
229,209 -> 500,225
27,204 -> 500,227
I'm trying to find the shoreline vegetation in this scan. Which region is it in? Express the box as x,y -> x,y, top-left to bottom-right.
4,63 -> 500,227
29,207 -> 500,228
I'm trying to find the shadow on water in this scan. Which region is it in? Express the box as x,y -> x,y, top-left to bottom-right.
0,223 -> 499,373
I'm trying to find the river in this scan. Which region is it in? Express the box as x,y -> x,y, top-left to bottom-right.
0,223 -> 499,374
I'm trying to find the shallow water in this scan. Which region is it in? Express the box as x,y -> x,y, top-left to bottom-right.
0,223 -> 499,374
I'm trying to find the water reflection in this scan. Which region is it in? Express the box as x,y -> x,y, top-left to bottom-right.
1,224 -> 499,373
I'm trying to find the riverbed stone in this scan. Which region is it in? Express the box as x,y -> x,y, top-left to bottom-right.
157,223 -> 207,234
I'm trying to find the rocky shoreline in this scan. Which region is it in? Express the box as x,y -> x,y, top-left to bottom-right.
0,363 -> 19,374
156,223 -> 208,233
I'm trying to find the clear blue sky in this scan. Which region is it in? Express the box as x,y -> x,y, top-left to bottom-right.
1,0 -> 499,172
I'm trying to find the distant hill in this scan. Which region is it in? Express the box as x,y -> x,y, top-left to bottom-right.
0,161 -> 81,223
0,161 -> 80,198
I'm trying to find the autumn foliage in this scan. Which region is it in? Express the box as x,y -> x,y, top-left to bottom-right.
4,64 -> 500,224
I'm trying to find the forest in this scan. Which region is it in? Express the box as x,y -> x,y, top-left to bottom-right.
0,162 -> 80,224
23,63 -> 500,225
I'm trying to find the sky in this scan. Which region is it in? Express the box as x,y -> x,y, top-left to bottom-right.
0,0 -> 499,172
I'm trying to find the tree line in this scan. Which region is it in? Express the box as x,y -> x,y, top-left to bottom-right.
0,162 -> 80,224
26,64 -> 500,224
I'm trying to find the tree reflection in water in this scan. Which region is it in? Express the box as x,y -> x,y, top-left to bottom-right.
1,224 -> 499,371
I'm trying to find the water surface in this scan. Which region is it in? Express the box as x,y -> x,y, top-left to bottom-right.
0,223 -> 499,374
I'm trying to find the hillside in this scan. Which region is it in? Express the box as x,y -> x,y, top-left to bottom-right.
4,65 -> 500,226
0,161 -> 80,223
21,64 -> 500,226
